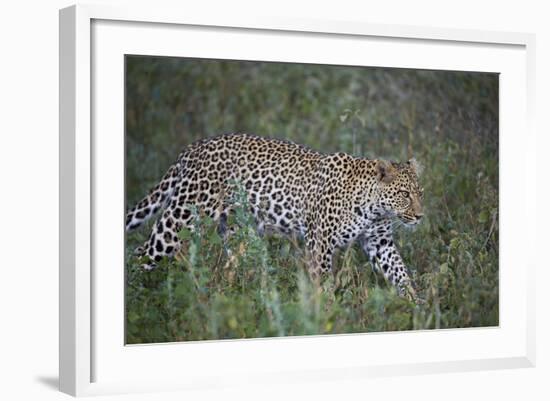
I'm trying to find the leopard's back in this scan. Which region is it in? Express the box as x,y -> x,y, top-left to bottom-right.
178,133 -> 323,235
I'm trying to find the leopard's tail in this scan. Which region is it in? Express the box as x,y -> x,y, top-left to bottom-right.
125,163 -> 181,231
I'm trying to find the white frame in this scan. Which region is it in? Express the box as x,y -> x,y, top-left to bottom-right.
59,4 -> 536,397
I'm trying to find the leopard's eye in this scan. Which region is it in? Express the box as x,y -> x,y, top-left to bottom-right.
400,190 -> 410,198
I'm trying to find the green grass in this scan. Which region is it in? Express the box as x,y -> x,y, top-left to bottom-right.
125,56 -> 499,343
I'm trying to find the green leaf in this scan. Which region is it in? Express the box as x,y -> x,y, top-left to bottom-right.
127,311 -> 140,323
280,242 -> 290,258
449,237 -> 460,249
209,230 -> 222,246
440,262 -> 449,274
478,210 -> 489,223
178,228 -> 192,240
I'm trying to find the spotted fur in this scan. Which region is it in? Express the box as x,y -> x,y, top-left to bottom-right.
126,133 -> 424,298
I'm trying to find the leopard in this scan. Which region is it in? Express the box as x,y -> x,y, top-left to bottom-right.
126,133 -> 424,300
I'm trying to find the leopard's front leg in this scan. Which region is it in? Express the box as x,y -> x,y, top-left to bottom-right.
359,219 -> 418,301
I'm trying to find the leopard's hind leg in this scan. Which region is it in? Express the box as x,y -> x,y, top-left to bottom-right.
138,206 -> 194,270
137,176 -> 228,270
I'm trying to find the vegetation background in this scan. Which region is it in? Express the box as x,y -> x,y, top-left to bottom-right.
125,56 -> 499,344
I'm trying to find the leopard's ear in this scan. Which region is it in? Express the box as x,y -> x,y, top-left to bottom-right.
408,158 -> 424,176
377,159 -> 396,183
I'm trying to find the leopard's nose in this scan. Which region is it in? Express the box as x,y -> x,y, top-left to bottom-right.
415,213 -> 424,220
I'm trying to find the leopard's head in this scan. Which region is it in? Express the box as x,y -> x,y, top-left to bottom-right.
375,159 -> 424,226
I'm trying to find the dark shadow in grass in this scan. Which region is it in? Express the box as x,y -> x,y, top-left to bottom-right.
35,376 -> 58,391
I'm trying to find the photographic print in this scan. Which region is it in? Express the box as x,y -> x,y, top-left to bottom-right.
125,56 -> 498,344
